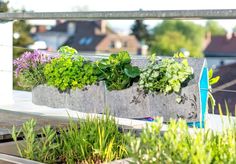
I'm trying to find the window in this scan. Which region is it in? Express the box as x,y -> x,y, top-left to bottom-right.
110,41 -> 115,48
79,37 -> 93,45
79,37 -> 87,45
85,37 -> 93,45
123,41 -> 128,48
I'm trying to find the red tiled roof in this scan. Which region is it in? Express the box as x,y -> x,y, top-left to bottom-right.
204,35 -> 236,57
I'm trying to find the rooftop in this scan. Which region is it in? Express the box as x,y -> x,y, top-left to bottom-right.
204,34 -> 236,57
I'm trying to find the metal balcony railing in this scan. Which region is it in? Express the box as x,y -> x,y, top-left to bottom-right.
0,9 -> 236,20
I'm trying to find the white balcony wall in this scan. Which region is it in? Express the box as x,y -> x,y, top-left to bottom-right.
0,21 -> 13,105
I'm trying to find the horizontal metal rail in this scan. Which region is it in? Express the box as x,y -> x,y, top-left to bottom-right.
0,9 -> 236,20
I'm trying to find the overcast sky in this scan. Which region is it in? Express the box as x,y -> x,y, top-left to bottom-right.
8,0 -> 236,33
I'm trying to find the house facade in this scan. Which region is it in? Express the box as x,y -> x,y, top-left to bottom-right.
33,20 -> 141,55
204,33 -> 236,68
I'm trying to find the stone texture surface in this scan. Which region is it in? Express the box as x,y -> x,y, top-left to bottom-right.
148,85 -> 200,123
105,84 -> 150,118
32,85 -> 67,108
66,82 -> 105,113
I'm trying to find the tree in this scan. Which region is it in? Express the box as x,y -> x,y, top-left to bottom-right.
131,20 -> 150,43
150,20 -> 205,57
205,20 -> 226,36
151,31 -> 193,55
13,20 -> 33,57
0,0 -> 8,12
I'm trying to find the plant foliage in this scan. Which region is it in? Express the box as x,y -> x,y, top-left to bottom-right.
139,53 -> 193,95
13,50 -> 52,89
44,46 -> 97,91
58,114 -> 127,163
127,118 -> 236,164
94,51 -> 140,90
12,119 -> 59,163
12,114 -> 127,163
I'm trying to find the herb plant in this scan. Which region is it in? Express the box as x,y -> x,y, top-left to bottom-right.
44,46 -> 97,91
12,119 -> 59,163
12,114 -> 127,163
13,50 -> 52,89
127,117 -> 236,164
95,51 -> 140,90
139,54 -> 193,95
58,114 -> 127,163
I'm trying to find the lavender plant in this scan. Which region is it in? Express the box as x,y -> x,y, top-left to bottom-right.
13,50 -> 54,89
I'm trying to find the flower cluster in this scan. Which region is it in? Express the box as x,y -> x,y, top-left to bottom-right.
13,50 -> 53,77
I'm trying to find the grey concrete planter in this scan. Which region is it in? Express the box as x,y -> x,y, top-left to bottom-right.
32,57 -> 208,125
105,84 -> 150,118
32,82 -> 105,114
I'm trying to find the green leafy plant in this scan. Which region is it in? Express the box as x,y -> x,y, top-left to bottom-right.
12,119 -> 59,163
94,51 -> 140,90
208,68 -> 220,112
12,113 -> 127,163
139,53 -> 193,96
44,46 -> 97,91
127,118 -> 236,164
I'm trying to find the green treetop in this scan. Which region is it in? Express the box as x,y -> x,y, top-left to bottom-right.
150,20 -> 205,58
205,20 -> 226,36
131,20 -> 150,43
0,0 -> 8,12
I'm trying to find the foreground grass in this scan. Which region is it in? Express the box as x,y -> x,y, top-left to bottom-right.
12,114 -> 127,164
127,118 -> 236,164
12,113 -> 236,164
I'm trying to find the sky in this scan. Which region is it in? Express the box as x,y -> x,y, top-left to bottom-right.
8,0 -> 236,34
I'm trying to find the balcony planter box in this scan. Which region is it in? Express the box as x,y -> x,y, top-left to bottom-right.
32,82 -> 105,114
105,84 -> 150,118
32,85 -> 67,108
66,82 -> 105,113
32,57 -> 208,127
131,57 -> 209,127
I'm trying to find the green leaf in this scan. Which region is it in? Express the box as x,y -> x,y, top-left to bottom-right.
124,66 -> 140,78
165,85 -> 172,93
97,59 -> 110,69
58,46 -> 78,56
173,52 -> 185,58
209,76 -> 220,85
149,53 -> 156,63
176,96 -> 182,104
208,68 -> 213,79
182,59 -> 189,67
208,92 -> 216,111
117,51 -> 131,64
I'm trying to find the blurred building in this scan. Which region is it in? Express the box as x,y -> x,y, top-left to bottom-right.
32,20 -> 141,55
204,32 -> 236,69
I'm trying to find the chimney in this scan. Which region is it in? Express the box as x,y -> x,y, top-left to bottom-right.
38,25 -> 47,33
98,20 -> 106,34
226,32 -> 232,40
67,22 -> 76,36
203,32 -> 211,49
56,20 -> 65,25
